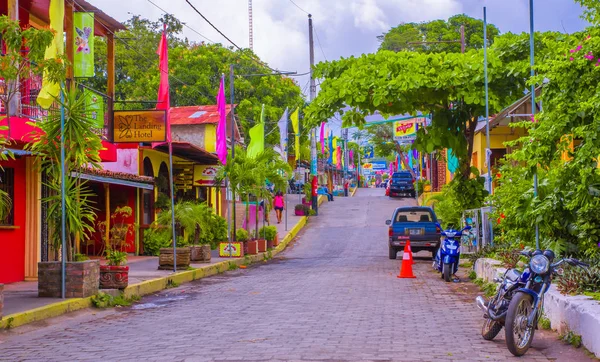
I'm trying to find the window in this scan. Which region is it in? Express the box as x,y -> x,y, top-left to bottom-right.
0,168 -> 15,225
395,209 -> 434,223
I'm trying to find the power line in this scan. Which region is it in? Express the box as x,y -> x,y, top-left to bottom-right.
289,0 -> 310,15
313,26 -> 327,62
146,0 -> 216,43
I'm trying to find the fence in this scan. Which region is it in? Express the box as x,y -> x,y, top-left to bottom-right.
462,206 -> 494,251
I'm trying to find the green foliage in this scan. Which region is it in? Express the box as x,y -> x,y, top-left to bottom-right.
228,262 -> 239,271
166,279 -> 180,289
467,245 -> 499,265
576,0 -> 600,25
539,316 -> 552,330
236,228 -> 249,242
156,201 -> 223,248
378,14 -> 500,53
91,292 -> 138,308
560,330 -> 583,348
473,278 -> 498,298
555,264 -> 600,296
432,176 -> 488,228
468,270 -> 477,280
105,250 -> 128,266
98,206 -> 133,252
258,225 -> 277,242
142,228 -> 185,256
496,249 -> 520,269
303,182 -> 312,202
73,253 -> 89,262
308,209 -> 317,216
294,204 -> 310,214
27,86 -> 103,261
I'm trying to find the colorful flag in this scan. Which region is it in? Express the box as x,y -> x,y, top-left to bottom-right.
73,12 -> 94,78
247,104 -> 265,158
84,88 -> 104,128
336,146 -> 342,170
349,149 -> 353,165
328,132 -> 333,164
277,108 -> 289,160
37,0 -> 64,109
290,108 -> 300,160
319,122 -> 325,154
332,138 -> 338,165
216,76 -> 227,165
152,24 -> 171,147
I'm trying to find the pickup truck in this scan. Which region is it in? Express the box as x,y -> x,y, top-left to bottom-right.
389,171 -> 415,198
385,206 -> 441,259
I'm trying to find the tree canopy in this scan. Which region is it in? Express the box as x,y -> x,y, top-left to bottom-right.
378,14 -> 500,53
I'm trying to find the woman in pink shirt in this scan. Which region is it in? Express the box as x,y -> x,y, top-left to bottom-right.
273,191 -> 285,224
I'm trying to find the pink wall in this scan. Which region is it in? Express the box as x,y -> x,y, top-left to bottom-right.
102,149 -> 139,175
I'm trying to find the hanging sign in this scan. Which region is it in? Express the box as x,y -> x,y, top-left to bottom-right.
194,165 -> 219,186
73,12 -> 94,78
112,110 -> 166,143
393,119 -> 417,144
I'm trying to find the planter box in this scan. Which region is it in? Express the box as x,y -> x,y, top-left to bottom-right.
267,239 -> 274,249
219,242 -> 244,258
475,258 -> 600,358
294,209 -> 305,216
272,233 -> 280,246
100,265 -> 129,290
190,245 -> 212,263
247,240 -> 258,255
0,283 -> 3,320
158,247 -> 191,270
38,260 -> 100,298
257,239 -> 267,252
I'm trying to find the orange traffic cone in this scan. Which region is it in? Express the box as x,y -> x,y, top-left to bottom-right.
406,240 -> 415,264
397,247 -> 416,279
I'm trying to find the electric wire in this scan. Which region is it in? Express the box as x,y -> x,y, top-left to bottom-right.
313,26 -> 327,62
146,0 -> 216,43
289,0 -> 310,15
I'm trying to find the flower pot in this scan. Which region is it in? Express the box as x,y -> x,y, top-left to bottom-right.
158,247 -> 191,270
257,239 -> 267,253
38,260 -> 100,298
294,209 -> 305,216
190,245 -> 212,263
272,233 -> 280,246
100,265 -> 129,289
266,239 -> 274,249
247,240 -> 258,255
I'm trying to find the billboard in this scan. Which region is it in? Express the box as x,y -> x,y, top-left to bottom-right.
393,119 -> 417,144
112,110 -> 167,143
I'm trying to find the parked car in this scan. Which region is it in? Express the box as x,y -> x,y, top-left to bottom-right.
385,206 -> 442,259
388,171 -> 415,198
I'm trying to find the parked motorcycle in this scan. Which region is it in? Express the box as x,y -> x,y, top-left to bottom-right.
475,249 -> 589,356
433,225 -> 471,282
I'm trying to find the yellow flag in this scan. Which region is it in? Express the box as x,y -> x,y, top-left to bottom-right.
37,0 -> 65,109
332,138 -> 338,165
290,108 -> 300,160
247,105 -> 265,159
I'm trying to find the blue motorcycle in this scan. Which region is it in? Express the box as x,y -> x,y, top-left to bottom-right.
433,225 -> 471,282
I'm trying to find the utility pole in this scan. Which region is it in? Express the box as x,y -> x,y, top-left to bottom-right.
308,14 -> 318,214
248,0 -> 253,50
342,129 -> 349,196
229,64 -> 236,241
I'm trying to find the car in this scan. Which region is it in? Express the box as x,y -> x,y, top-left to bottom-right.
386,206 -> 442,259
388,171 -> 415,198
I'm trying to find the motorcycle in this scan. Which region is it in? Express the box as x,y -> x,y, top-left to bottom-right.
475,249 -> 589,356
433,225 -> 471,282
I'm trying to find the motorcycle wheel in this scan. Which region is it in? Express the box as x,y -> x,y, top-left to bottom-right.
443,263 -> 452,282
505,292 -> 535,356
482,317 -> 502,340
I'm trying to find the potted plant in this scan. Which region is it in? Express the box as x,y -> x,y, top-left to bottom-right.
302,183 -> 312,206
100,249 -> 129,289
294,204 -> 310,216
238,228 -> 256,254
155,202 -> 196,270
259,225 -> 278,249
98,206 -> 134,252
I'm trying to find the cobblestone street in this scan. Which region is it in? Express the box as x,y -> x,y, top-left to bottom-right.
0,189 -> 593,362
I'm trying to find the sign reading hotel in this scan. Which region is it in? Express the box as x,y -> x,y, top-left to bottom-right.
112,110 -> 167,143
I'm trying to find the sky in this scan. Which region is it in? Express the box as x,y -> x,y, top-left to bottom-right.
89,0 -> 590,135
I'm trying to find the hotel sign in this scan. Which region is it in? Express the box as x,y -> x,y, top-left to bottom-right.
112,110 -> 166,143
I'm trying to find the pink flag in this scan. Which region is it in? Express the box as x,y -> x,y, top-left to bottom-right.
349,149 -> 353,165
336,146 -> 342,170
153,25 -> 170,147
320,122 -> 325,154
216,77 -> 227,165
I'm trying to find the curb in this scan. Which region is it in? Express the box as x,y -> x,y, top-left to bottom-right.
0,216 -> 309,330
351,187 -> 357,197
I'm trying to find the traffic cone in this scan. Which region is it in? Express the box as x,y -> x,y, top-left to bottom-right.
406,239 -> 415,264
397,248 -> 416,279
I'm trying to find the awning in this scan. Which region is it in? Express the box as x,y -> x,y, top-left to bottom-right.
153,142 -> 219,165
72,172 -> 154,190
487,87 -> 543,130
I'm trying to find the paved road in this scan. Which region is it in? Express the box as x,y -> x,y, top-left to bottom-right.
0,189 -> 594,362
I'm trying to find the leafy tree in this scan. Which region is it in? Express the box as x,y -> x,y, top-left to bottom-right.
378,14 -> 500,53
85,14 -> 303,146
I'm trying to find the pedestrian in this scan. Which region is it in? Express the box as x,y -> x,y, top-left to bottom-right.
322,185 -> 333,201
273,191 -> 285,224
344,180 -> 349,197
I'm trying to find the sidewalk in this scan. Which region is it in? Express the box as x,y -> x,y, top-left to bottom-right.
0,194 -> 322,329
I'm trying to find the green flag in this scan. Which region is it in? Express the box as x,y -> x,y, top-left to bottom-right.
247,105 -> 265,158
84,88 -> 105,129
73,12 -> 94,78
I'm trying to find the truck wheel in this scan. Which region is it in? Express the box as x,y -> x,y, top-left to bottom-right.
389,246 -> 397,259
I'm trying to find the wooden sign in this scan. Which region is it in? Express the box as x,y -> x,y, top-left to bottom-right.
112,110 -> 166,143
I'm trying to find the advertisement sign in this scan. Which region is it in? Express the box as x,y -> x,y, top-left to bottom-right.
84,88 -> 104,128
362,160 -> 387,171
73,12 -> 94,78
219,242 -> 243,257
393,119 -> 417,144
363,145 -> 374,159
112,110 -> 166,143
194,165 -> 219,186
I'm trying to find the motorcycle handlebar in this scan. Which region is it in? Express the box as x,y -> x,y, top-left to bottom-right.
551,258 -> 589,269
520,250 -> 532,257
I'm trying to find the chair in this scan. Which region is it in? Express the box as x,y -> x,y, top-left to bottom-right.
419,215 -> 430,222
397,215 -> 408,222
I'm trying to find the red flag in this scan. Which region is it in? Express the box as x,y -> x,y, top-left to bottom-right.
153,25 -> 170,147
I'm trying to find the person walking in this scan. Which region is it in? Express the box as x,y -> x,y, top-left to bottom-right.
344,180 -> 349,197
273,191 -> 285,224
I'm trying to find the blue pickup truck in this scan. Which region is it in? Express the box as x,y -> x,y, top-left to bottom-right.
385,206 -> 441,259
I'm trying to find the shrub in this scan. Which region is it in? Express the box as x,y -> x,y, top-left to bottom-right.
73,253 -> 89,262
143,228 -> 185,256
555,264 -> 600,296
258,225 -> 277,242
236,228 -> 249,242
430,174 -> 488,228
308,209 -> 317,216
105,249 -> 127,266
496,248 -> 521,269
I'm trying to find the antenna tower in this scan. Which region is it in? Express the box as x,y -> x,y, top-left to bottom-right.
248,0 -> 254,50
